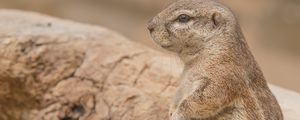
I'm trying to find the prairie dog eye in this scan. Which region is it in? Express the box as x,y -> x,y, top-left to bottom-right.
177,14 -> 191,23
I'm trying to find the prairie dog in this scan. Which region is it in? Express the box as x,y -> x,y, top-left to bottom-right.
147,0 -> 283,120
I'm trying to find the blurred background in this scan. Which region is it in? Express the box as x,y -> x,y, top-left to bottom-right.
0,0 -> 299,92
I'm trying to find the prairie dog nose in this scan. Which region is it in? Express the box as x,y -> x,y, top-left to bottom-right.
147,17 -> 158,33
147,24 -> 155,33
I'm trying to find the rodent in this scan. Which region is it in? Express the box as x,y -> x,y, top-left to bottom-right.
147,0 -> 283,119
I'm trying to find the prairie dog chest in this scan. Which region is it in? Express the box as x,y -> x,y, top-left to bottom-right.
180,68 -> 207,94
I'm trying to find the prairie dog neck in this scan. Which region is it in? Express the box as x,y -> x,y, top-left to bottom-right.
178,34 -> 240,67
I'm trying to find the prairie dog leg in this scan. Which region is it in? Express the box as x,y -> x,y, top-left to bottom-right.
170,110 -> 188,120
170,80 -> 194,118
171,80 -> 235,120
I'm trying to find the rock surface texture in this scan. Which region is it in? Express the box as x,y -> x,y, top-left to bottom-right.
0,10 -> 298,120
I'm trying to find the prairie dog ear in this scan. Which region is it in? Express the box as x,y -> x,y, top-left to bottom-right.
212,12 -> 225,27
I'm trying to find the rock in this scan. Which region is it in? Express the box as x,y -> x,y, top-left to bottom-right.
0,10 -> 298,120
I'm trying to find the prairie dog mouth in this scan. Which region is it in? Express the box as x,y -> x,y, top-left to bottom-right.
151,36 -> 173,48
159,40 -> 173,48
161,44 -> 173,48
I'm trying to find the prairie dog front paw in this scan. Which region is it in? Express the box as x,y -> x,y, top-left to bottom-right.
170,110 -> 187,120
169,104 -> 177,117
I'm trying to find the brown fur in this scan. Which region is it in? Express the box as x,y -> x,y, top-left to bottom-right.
147,0 -> 283,120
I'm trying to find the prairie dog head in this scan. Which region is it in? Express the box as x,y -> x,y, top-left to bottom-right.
148,0 -> 237,54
